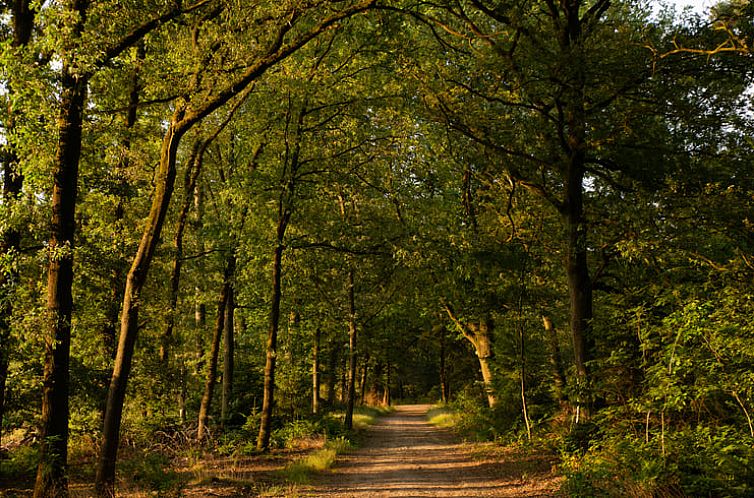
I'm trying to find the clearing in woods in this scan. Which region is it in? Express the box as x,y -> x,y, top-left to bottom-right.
306,404 -> 561,497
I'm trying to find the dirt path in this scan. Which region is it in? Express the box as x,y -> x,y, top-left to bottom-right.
306,405 -> 561,497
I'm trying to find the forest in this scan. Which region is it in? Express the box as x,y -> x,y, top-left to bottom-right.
1,0 -> 753,496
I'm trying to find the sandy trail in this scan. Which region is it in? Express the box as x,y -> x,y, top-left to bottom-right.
307,404 -> 560,497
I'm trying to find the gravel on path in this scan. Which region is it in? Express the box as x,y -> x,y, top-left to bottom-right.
306,404 -> 561,497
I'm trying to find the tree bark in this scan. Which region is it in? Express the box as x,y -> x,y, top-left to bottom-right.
344,270 -> 357,430
34,3 -> 88,495
444,305 -> 496,408
221,277 -> 235,425
198,255 -> 234,440
312,327 -> 321,414
473,319 -> 497,409
0,0 -> 34,452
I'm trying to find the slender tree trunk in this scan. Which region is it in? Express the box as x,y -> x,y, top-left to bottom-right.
221,278 -> 235,425
340,347 -> 348,404
312,327 -> 321,414
95,112 -> 187,497
195,290 -> 207,370
0,0 -> 34,451
344,270 -> 357,430
193,183 -> 207,372
383,357 -> 391,406
257,242 -> 285,451
198,256 -> 233,440
326,342 -> 338,406
543,315 -> 567,404
160,141 -> 203,365
34,5 -> 88,494
519,314 -> 531,440
359,353 -> 369,406
438,325 -> 448,403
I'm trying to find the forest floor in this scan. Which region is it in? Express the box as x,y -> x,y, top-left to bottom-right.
301,404 -> 562,497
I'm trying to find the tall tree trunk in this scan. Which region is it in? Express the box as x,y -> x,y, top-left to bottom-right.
34,4 -> 88,495
198,256 -> 234,440
257,241 -> 285,451
560,0 -> 593,414
0,0 -> 35,452
312,327 -> 321,414
95,113 -> 187,497
543,315 -> 567,404
221,278 -> 235,425
344,270 -> 357,430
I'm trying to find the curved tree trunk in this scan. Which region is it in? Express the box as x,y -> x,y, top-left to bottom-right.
95,115 -> 186,497
444,305 -> 496,408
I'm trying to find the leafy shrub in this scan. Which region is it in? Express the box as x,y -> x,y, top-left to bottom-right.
270,419 -> 320,448
561,427 -> 754,497
0,444 -> 38,481
118,451 -> 184,495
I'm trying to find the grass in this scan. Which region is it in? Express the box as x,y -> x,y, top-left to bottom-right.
277,437 -> 351,485
352,405 -> 393,430
426,405 -> 456,428
275,405 -> 391,487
